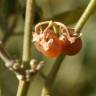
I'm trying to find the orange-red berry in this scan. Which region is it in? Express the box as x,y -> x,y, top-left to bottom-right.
32,21 -> 82,58
33,30 -> 63,58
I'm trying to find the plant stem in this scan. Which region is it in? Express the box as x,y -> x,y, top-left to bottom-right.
75,0 -> 96,33
16,81 -> 30,96
22,0 -> 35,63
16,0 -> 35,96
0,43 -> 11,63
41,55 -> 65,96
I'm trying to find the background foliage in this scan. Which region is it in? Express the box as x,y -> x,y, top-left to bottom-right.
0,0 -> 96,96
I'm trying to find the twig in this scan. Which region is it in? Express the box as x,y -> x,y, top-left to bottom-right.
0,42 -> 21,76
0,42 -> 12,64
75,0 -> 96,33
16,0 -> 35,96
22,0 -> 35,63
0,45 -> 17,73
16,81 -> 30,96
41,55 -> 65,96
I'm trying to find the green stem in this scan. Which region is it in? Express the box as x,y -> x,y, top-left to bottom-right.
16,81 -> 30,96
41,55 -> 65,96
75,0 -> 96,33
22,0 -> 35,63
16,0 -> 35,96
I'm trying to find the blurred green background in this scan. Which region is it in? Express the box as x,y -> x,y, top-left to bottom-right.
0,0 -> 96,96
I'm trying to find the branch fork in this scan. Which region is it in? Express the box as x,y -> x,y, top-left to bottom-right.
6,59 -> 44,82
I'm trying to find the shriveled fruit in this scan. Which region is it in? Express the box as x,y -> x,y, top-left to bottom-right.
32,21 -> 82,58
60,28 -> 82,55
33,30 -> 63,58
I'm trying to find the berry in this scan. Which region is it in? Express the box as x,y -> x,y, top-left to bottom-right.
60,28 -> 82,55
32,21 -> 82,58
33,30 -> 63,58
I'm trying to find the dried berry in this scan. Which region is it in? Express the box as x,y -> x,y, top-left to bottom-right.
60,28 -> 82,55
33,29 -> 63,58
32,21 -> 82,58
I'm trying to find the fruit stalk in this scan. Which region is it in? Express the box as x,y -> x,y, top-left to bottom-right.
41,55 -> 65,96
75,0 -> 96,33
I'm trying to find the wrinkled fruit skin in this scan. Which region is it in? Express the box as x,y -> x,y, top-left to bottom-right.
33,21 -> 82,58
34,30 -> 63,58
62,37 -> 82,55
61,28 -> 82,56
